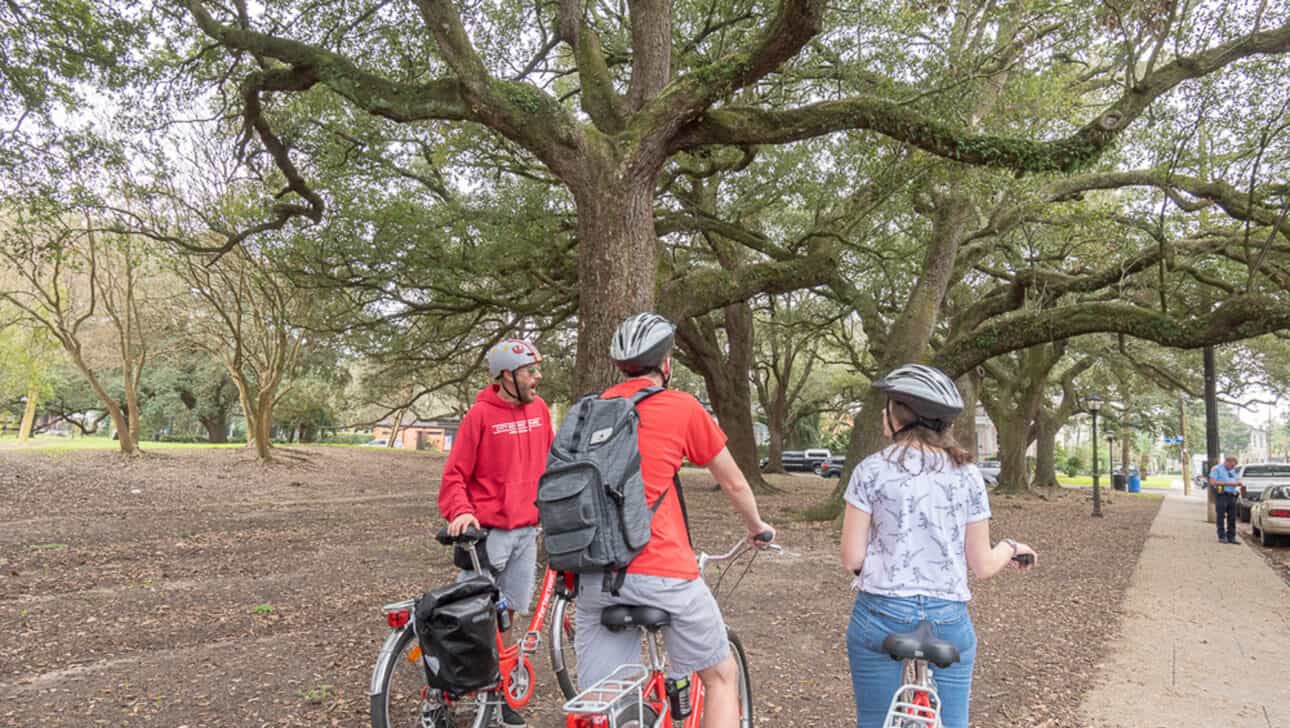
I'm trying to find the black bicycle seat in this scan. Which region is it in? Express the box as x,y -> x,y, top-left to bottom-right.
880,621 -> 960,669
601,605 -> 671,632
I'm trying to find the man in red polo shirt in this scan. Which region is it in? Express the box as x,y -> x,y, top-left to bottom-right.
438,339 -> 552,728
574,313 -> 774,728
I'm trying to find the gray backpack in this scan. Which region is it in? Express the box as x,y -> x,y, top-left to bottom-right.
537,387 -> 686,592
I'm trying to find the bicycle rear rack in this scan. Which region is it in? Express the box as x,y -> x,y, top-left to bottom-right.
881,683 -> 942,727
562,664 -> 651,727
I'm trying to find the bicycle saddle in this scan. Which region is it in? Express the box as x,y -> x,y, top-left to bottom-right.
880,621 -> 960,669
601,605 -> 671,632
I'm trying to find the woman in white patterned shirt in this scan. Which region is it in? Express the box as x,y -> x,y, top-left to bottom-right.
841,364 -> 1037,728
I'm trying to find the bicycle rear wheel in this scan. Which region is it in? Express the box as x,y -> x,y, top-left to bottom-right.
549,595 -> 579,698
369,625 -> 495,728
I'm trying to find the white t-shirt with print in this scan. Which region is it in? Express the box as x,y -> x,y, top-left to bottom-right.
844,445 -> 991,602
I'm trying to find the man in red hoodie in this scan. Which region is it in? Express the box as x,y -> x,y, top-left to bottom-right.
437,339 -> 552,728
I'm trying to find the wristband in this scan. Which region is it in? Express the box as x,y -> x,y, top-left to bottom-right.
1003,538 -> 1018,556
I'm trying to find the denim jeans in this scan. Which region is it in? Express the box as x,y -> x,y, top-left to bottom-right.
846,592 -> 977,728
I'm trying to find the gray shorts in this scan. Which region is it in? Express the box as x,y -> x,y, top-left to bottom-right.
574,572 -> 729,689
456,526 -> 538,614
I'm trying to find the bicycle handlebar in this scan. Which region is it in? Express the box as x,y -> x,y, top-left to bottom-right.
697,532 -> 782,572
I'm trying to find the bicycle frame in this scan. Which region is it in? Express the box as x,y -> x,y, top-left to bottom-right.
496,566 -> 577,708
371,561 -> 575,712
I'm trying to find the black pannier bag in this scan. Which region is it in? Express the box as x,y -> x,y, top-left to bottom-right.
413,576 -> 500,695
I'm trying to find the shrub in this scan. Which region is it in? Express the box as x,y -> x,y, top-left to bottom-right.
321,432 -> 373,445
1063,455 -> 1083,478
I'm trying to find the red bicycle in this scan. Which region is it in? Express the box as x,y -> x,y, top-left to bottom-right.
562,533 -> 779,728
369,528 -> 579,728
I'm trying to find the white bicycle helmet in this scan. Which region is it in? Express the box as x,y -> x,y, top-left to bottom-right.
872,363 -> 964,429
609,313 -> 675,374
486,340 -> 542,379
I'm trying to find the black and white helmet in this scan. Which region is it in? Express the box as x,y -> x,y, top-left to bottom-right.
609,313 -> 675,373
873,363 -> 964,424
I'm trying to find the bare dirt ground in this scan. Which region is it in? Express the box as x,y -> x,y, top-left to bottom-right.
0,447 -> 1161,727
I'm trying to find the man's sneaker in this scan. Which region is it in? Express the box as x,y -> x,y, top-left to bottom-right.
499,704 -> 526,727
1227,537 -> 1240,544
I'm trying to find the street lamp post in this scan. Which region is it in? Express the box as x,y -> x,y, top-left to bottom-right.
1088,393 -> 1104,517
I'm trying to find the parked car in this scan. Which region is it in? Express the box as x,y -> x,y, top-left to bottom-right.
753,449 -> 804,472
759,450 -> 818,472
977,460 -> 1001,486
1236,463 -> 1290,522
803,448 -> 833,470
362,438 -> 404,448
1251,485 -> 1290,546
814,455 -> 847,478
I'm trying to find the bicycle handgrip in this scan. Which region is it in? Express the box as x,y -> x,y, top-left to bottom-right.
436,526 -> 486,545
753,530 -> 774,543
1011,553 -> 1035,566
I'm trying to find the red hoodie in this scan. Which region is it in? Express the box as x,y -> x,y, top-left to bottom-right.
438,384 -> 554,529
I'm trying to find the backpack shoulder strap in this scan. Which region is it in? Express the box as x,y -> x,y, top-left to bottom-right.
628,386 -> 666,406
672,472 -> 692,548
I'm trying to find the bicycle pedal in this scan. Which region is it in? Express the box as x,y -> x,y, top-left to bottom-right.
520,630 -> 541,652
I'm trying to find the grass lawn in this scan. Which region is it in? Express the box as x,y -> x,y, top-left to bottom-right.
0,434 -> 244,452
1058,474 -> 1179,489
0,434 -> 441,456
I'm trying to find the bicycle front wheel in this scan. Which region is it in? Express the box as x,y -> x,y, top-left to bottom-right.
549,595 -> 579,698
369,625 -> 496,728
728,628 -> 754,727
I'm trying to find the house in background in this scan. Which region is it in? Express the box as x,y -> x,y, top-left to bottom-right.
1247,426 -> 1270,463
373,418 -> 461,452
975,405 -> 999,459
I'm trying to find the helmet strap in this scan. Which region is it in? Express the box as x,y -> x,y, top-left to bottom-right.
499,371 -> 523,403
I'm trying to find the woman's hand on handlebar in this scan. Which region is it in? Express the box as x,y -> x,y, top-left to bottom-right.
448,512 -> 481,537
1009,542 -> 1038,571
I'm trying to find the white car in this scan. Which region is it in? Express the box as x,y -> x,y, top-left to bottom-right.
1235,463 -> 1290,522
362,438 -> 404,448
1251,484 -> 1290,547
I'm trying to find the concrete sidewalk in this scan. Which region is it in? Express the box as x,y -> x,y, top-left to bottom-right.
1079,495 -> 1290,727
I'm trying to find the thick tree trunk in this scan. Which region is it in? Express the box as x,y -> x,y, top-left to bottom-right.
822,196 -> 975,517
952,374 -> 979,460
675,307 -> 775,492
18,387 -> 38,443
178,387 -> 230,443
253,399 -> 274,461
993,412 -> 1031,495
200,414 -> 229,443
571,177 -> 659,395
1032,415 -> 1060,489
764,393 -> 790,473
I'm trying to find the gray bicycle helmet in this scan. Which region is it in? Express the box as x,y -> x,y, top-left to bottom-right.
486,339 -> 542,379
609,313 -> 675,374
872,363 -> 964,428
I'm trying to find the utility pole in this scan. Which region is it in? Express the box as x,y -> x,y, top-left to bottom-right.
1204,346 -> 1219,523
1179,396 -> 1190,496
